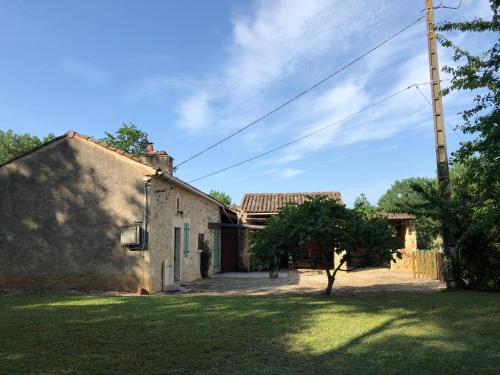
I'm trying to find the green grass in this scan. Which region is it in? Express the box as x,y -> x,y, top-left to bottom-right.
1,292 -> 499,374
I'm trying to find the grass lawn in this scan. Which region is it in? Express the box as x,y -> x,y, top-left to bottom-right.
0,291 -> 499,374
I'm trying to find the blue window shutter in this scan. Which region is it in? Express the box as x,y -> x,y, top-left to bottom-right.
183,223 -> 190,256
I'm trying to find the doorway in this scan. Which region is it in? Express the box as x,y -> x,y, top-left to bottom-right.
174,227 -> 181,282
221,227 -> 239,272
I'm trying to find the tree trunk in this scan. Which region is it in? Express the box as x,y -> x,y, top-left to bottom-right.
324,268 -> 335,295
323,257 -> 346,295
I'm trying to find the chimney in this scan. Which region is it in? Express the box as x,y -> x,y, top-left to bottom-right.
140,142 -> 174,175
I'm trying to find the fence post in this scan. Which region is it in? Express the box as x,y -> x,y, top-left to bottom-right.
412,251 -> 416,279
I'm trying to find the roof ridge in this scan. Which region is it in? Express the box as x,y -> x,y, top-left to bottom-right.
67,130 -> 158,172
241,191 -> 343,213
243,191 -> 340,195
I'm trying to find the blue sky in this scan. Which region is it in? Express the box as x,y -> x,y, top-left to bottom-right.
0,0 -> 495,206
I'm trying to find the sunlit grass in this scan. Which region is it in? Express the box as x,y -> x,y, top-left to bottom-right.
1,292 -> 499,374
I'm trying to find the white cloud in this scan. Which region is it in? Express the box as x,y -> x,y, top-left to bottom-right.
170,0 -> 477,168
61,59 -> 110,85
173,0 -> 383,132
280,167 -> 304,179
176,92 -> 212,132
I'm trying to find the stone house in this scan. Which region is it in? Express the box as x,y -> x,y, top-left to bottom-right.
0,131 -> 234,293
234,192 -> 417,270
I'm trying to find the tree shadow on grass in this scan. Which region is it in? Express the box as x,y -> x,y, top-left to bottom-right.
0,292 -> 499,374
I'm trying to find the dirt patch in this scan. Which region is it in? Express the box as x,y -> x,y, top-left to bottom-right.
183,268 -> 445,296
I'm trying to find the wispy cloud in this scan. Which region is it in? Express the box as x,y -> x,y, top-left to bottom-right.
176,91 -> 212,132
151,0 -> 477,172
60,59 -> 110,85
170,0 -> 383,132
280,167 -> 304,179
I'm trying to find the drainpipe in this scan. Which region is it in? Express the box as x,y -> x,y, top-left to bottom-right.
141,176 -> 151,250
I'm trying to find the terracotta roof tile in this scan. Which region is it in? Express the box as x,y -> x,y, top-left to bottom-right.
382,212 -> 416,220
241,192 -> 342,213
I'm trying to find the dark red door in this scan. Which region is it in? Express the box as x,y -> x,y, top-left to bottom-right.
221,228 -> 239,272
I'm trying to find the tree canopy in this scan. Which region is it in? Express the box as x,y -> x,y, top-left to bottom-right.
209,190 -> 232,205
100,123 -> 149,156
0,129 -> 55,164
437,0 -> 499,208
378,178 -> 440,250
250,197 -> 402,294
413,1 -> 500,290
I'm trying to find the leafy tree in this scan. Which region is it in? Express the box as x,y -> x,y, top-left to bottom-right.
378,178 -> 440,250
418,0 -> 500,290
0,129 -> 55,164
353,193 -> 374,212
437,1 -> 499,199
351,200 -> 404,268
209,190 -> 232,205
250,197 -> 402,294
101,123 -> 149,156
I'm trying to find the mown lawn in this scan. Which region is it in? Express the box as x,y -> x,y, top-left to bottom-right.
0,291 -> 499,374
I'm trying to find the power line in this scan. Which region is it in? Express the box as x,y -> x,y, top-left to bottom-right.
414,85 -> 464,141
420,0 -> 462,12
187,80 -> 441,183
175,15 -> 425,169
435,0 -> 462,10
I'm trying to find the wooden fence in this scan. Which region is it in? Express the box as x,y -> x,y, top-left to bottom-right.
391,249 -> 442,280
412,249 -> 442,280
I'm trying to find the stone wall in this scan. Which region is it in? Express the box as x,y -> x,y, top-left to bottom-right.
391,221 -> 418,272
0,137 -> 152,291
147,177 -> 220,292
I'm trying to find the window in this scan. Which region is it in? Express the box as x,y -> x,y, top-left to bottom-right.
183,223 -> 190,256
198,233 -> 204,250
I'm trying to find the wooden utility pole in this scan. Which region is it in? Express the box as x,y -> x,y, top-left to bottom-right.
425,0 -> 455,287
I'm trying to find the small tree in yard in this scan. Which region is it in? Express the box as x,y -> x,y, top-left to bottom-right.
250,197 -> 403,295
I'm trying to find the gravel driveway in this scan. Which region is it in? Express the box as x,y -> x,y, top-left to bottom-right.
183,268 -> 445,295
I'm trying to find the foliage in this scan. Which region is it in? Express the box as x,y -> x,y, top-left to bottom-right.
378,178 -> 440,250
351,198 -> 404,267
0,129 -> 55,164
412,164 -> 500,290
427,0 -> 500,290
353,193 -> 374,213
209,190 -> 232,205
199,240 -> 211,278
250,204 -> 298,271
100,123 -> 149,156
250,197 -> 401,294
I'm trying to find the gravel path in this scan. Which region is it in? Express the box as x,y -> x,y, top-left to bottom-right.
183,268 -> 445,296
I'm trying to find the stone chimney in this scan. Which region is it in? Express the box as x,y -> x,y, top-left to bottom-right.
140,142 -> 174,175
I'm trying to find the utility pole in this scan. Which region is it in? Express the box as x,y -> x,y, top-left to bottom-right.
425,0 -> 455,287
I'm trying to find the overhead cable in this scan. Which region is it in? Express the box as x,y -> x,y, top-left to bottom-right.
187,80 -> 443,183
174,15 -> 425,169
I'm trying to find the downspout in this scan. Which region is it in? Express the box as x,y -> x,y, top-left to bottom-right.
141,176 -> 152,249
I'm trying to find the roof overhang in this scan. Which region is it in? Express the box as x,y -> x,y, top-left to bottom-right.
154,171 -> 236,213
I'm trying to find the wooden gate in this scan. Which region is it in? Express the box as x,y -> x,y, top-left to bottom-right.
391,249 -> 442,280
411,250 -> 441,280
